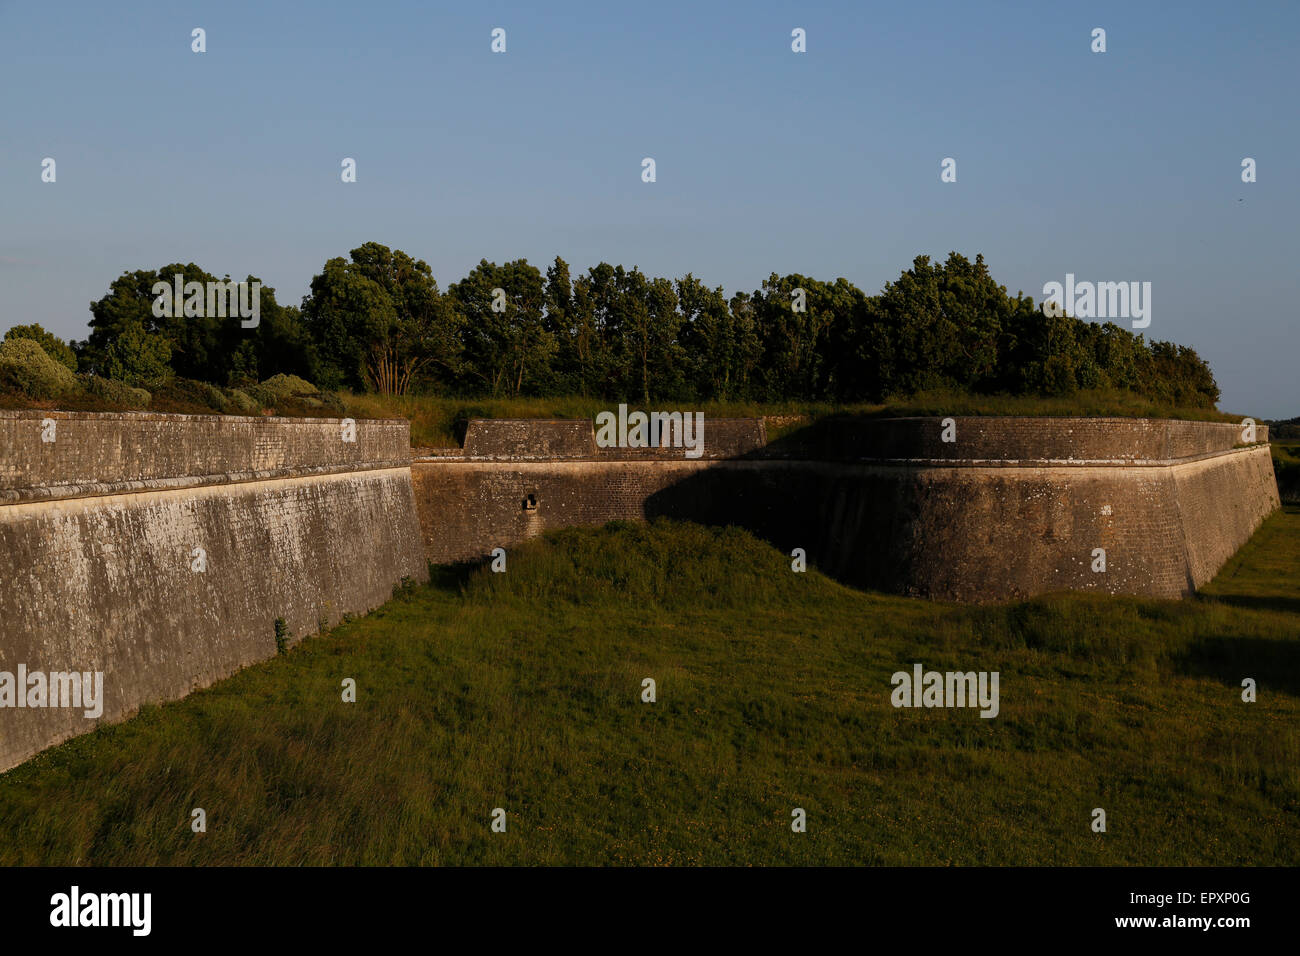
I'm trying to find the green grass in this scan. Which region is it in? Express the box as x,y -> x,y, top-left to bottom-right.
2,511 -> 1297,866
343,389 -> 1244,448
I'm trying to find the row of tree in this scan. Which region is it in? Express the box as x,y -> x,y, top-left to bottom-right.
71,244 -> 1220,407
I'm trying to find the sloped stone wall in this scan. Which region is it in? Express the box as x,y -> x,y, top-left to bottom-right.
411,418 -> 1279,604
0,414 -> 426,772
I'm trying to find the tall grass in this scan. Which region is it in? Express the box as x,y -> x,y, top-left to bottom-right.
1,511 -> 1296,866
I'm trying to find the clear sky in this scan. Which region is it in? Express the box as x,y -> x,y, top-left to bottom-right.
2,0 -> 1296,416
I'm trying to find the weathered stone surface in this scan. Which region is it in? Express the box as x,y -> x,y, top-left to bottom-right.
1,412 -> 1280,772
456,417 -> 767,460
411,419 -> 1280,605
759,417 -> 1266,462
0,415 -> 426,772
0,410 -> 410,499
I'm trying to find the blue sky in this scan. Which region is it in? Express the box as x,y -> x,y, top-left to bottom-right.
2,0 -> 1296,415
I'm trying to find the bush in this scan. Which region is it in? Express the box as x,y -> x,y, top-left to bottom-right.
149,378 -> 229,414
310,390 -> 346,416
254,374 -> 345,417
0,338 -> 81,399
260,374 -> 318,398
274,618 -> 291,655
194,380 -> 229,411
225,388 -> 260,414
100,324 -> 172,389
3,324 -> 77,372
83,374 -> 150,408
243,384 -> 277,410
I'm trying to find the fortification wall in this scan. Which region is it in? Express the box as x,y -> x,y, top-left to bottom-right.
452,417 -> 767,461
3,412 -> 1280,770
0,414 -> 426,772
762,417 -> 1264,462
411,418 -> 1279,604
0,410 -> 410,502
1171,445 -> 1281,587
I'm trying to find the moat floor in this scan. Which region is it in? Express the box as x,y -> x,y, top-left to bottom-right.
2,510 -> 1297,865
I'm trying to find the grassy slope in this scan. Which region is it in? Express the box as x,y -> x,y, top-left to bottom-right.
2,509 -> 1296,866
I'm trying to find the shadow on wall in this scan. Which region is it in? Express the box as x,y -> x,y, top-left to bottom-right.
643,421 -> 925,595
642,417 -> 1281,602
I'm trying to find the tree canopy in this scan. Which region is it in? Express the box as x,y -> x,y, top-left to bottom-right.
48,247 -> 1220,409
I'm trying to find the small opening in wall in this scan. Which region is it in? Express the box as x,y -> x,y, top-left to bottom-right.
523,494 -> 538,512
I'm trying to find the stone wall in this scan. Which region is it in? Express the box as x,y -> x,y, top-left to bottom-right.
0,410 -> 409,502
411,418 -> 1279,604
2,412 -> 1280,771
762,417 -> 1265,462
453,417 -> 767,461
0,414 -> 426,772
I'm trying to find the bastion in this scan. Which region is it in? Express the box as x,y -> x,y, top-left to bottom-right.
0,410 -> 1280,771
412,416 -> 1280,602
0,410 -> 427,772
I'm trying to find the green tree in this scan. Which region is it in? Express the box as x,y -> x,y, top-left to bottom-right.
862,253 -> 1015,400
677,274 -> 759,400
3,324 -> 77,372
301,257 -> 396,391
83,265 -> 310,386
101,322 -> 173,388
451,259 -> 551,396
346,242 -> 462,394
749,274 -> 851,400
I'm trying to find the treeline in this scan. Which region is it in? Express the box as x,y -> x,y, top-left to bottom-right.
29,245 -> 1221,408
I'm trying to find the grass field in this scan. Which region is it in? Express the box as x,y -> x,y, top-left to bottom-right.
341,388 -> 1245,448
2,510 -> 1297,866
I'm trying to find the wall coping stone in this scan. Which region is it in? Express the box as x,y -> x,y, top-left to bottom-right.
0,459 -> 415,506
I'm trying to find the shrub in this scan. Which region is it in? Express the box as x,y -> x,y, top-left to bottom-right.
0,338 -> 81,399
101,324 -> 172,389
274,618 -> 291,655
3,324 -> 77,372
83,374 -> 150,408
243,384 -> 277,410
260,374 -> 318,398
149,378 -> 229,414
311,390 -> 346,416
225,388 -> 260,414
253,375 -> 345,417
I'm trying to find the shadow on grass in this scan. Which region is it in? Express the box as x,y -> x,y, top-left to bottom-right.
1198,594 -> 1300,616
1173,636 -> 1300,697
426,560 -> 482,595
